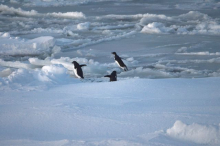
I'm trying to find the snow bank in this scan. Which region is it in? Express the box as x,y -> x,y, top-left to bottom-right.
166,120 -> 220,145
0,34 -> 59,57
1,64 -> 79,89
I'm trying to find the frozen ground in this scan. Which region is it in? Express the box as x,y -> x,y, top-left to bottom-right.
0,0 -> 220,145
0,77 -> 220,146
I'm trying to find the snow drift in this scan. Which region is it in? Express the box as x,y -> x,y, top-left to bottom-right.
167,120 -> 220,145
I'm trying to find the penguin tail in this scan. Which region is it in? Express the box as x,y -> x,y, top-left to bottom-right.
124,66 -> 128,71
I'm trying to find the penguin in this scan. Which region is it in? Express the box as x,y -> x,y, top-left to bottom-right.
104,71 -> 117,82
112,52 -> 128,71
72,61 -> 86,79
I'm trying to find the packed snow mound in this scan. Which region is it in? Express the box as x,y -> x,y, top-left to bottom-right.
0,64 -> 80,90
166,120 -> 220,145
0,34 -> 59,57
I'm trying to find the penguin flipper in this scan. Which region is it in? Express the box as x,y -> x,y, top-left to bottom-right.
80,64 -> 87,67
104,75 -> 111,78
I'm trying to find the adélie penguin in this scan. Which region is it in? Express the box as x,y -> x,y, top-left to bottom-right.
112,52 -> 128,71
104,71 -> 117,82
72,61 -> 86,79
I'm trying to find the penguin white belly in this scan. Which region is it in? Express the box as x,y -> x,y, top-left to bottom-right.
74,68 -> 82,79
115,60 -> 125,70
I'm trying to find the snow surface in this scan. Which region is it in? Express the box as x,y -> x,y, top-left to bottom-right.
0,77 -> 220,146
1,0 -> 220,145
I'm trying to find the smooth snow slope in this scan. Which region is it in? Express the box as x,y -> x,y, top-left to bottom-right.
0,78 -> 220,146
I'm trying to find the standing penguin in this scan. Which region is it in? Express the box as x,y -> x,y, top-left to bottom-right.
72,61 -> 86,79
112,52 -> 128,71
104,71 -> 117,82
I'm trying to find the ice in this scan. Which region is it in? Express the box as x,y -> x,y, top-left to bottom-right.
0,4 -> 85,19
0,35 -> 59,57
139,11 -> 220,35
47,12 -> 85,19
0,64 -> 80,89
1,77 -> 220,145
77,22 -> 90,30
0,68 -> 13,77
166,120 -> 220,145
1,0 -> 220,145
141,22 -> 174,34
0,4 -> 38,17
2,32 -> 10,37
0,59 -> 33,69
8,0 -> 132,7
119,67 -> 171,78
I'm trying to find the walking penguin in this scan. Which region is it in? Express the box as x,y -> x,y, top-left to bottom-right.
72,61 -> 86,79
112,52 -> 128,71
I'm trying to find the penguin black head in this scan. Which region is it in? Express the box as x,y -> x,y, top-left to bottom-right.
72,61 -> 80,69
111,71 -> 117,76
104,70 -> 117,82
72,61 -> 86,68
112,52 -> 117,55
72,61 -> 79,66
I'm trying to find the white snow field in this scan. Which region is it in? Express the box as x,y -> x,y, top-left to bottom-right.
1,0 -> 220,145
1,75 -> 220,146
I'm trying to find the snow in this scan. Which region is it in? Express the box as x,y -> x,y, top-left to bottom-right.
0,35 -> 58,56
0,4 -> 85,19
77,22 -> 91,30
167,120 -> 220,145
1,0 -> 220,145
0,77 -> 220,145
